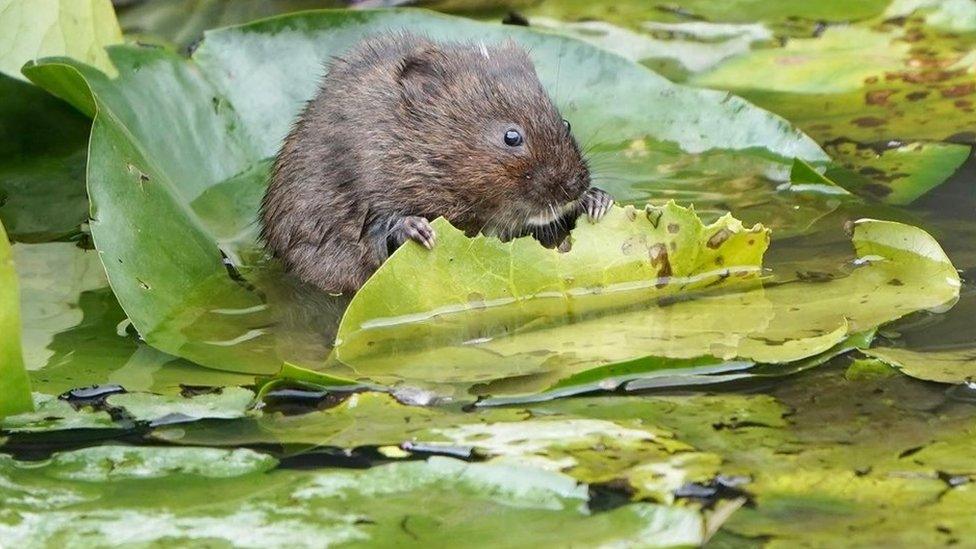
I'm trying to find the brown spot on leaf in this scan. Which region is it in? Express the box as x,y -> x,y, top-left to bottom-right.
888,279 -> 904,286
862,183 -> 893,197
942,83 -> 975,98
852,116 -> 887,127
865,89 -> 894,105
864,76 -> 879,85
906,90 -> 929,101
707,229 -> 732,249
648,243 -> 672,286
667,223 -> 680,233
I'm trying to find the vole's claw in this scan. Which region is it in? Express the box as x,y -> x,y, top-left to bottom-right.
580,187 -> 614,223
399,216 -> 436,250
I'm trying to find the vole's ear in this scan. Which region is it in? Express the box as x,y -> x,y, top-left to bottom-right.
397,47 -> 449,97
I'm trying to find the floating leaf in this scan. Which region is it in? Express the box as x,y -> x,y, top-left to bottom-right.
0,0 -> 122,81
0,220 -> 32,417
824,141 -> 971,205
863,347 -> 976,384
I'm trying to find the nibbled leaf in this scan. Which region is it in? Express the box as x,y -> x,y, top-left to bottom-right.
23,9 -> 826,376
337,201 -> 770,361
0,220 -> 32,417
863,347 -> 976,384
327,218 -> 958,399
0,0 -> 122,81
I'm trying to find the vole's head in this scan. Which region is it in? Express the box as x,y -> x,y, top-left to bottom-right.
397,38 -> 591,236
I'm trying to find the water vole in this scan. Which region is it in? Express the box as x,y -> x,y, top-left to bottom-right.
261,32 -> 613,293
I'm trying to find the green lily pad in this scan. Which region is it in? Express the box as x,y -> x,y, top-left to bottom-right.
152,391 -> 527,449
863,347 -> 976,384
0,221 -> 32,417
154,390 -> 724,503
0,0 -> 122,81
117,0 -> 347,49
23,9 -> 826,376
824,141 -> 971,205
0,453 -> 712,547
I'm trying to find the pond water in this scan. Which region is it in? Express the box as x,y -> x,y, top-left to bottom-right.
2,0 -> 976,546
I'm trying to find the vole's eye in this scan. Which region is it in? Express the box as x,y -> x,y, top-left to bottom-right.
504,129 -> 524,147
562,119 -> 571,134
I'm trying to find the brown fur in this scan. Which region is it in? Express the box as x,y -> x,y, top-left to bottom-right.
261,32 -> 604,293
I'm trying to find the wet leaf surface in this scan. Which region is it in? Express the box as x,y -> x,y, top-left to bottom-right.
0,452 -> 710,548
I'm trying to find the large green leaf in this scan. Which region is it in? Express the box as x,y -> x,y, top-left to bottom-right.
23,8 -> 827,376
0,221 -> 32,417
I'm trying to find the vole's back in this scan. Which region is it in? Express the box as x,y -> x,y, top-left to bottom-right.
262,34 -> 431,292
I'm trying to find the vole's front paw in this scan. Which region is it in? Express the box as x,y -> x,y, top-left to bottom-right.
392,216 -> 436,250
579,187 -> 614,222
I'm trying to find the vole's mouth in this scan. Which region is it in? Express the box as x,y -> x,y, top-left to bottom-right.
525,201 -> 578,227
